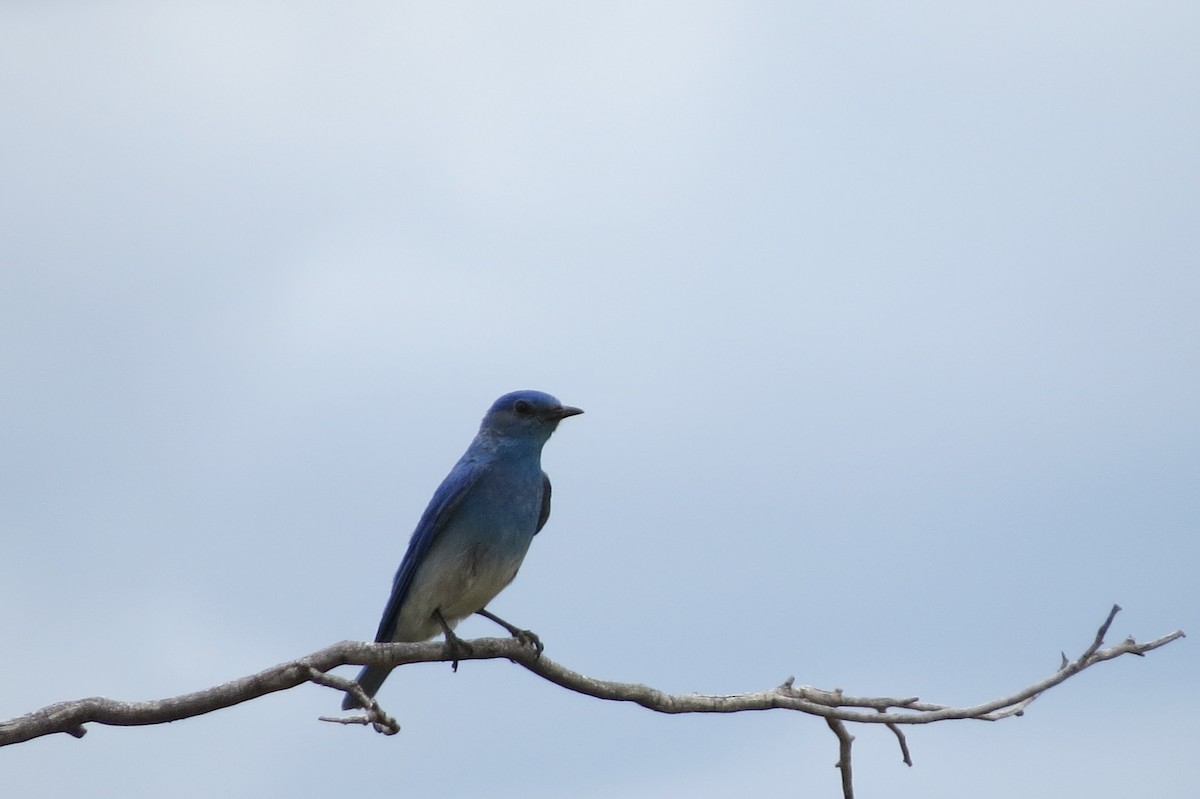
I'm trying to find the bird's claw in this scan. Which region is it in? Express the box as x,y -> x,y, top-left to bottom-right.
513,628 -> 544,657
445,636 -> 474,672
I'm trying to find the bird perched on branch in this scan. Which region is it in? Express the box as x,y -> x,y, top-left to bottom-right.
342,390 -> 583,710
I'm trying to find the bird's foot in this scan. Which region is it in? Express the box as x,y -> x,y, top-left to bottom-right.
475,608 -> 544,658
435,609 -> 473,672
511,627 -> 543,656
444,633 -> 474,673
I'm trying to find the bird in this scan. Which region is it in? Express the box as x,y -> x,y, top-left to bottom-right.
342,389 -> 583,710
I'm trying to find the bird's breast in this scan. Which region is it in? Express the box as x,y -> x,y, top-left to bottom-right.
407,463 -> 543,625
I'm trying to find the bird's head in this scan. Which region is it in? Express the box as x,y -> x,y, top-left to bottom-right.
479,390 -> 583,442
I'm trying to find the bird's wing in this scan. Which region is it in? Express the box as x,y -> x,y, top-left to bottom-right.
373,460 -> 484,643
534,471 -> 552,535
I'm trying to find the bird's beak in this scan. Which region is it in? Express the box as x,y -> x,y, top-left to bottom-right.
552,405 -> 584,420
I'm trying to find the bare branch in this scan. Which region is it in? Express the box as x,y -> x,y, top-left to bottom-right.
0,604 -> 1184,797
826,717 -> 856,799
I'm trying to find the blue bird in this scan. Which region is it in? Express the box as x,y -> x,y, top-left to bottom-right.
342,390 -> 582,709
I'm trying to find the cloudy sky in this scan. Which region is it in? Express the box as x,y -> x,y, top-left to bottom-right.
2,3 -> 1197,797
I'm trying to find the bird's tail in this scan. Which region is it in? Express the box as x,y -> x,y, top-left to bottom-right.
341,664 -> 393,710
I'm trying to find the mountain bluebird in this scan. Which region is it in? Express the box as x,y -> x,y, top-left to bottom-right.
342,390 -> 582,709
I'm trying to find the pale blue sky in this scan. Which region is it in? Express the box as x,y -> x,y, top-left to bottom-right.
2,3 -> 1197,797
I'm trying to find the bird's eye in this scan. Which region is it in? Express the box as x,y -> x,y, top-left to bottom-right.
513,399 -> 532,414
